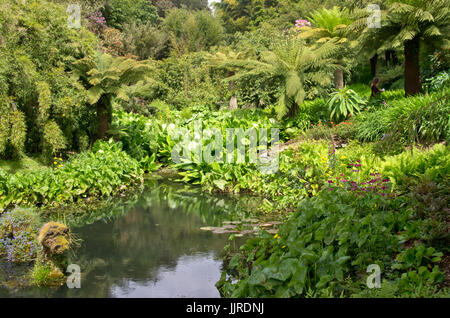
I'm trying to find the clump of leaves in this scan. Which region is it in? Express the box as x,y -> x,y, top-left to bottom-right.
327,87 -> 366,121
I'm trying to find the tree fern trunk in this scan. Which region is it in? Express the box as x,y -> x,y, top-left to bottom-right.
370,53 -> 378,76
97,96 -> 109,140
288,102 -> 299,118
229,95 -> 238,110
334,59 -> 344,89
404,36 -> 422,96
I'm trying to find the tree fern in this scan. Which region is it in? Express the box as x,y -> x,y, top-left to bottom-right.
298,6 -> 356,89
72,52 -> 153,139
218,36 -> 340,119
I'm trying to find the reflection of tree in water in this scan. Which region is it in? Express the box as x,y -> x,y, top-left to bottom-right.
50,179 -> 253,297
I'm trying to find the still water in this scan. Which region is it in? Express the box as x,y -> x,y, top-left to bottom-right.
0,178 -> 254,298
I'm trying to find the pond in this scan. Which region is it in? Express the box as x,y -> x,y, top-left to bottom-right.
0,178 -> 258,298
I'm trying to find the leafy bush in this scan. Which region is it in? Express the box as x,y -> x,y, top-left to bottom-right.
0,96 -> 26,158
122,22 -> 169,60
0,141 -> 143,210
356,88 -> 450,144
163,8 -> 224,53
327,87 -> 366,121
379,144 -> 450,191
305,119 -> 358,142
218,185 -> 447,297
423,70 -> 450,93
218,189 -> 411,297
111,111 -> 161,161
102,0 -> 158,30
0,0 -> 97,158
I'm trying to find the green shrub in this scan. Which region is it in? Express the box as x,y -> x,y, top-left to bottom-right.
326,87 -> 366,121
218,189 -> 411,297
379,144 -> 450,191
218,185 -> 447,298
0,0 -> 98,158
356,88 -> 450,145
0,96 -> 26,158
0,140 -> 143,210
423,70 -> 450,93
102,0 -> 158,30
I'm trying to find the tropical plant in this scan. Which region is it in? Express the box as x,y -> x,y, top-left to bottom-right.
222,36 -> 340,119
72,52 -> 153,140
298,6 -> 355,89
423,70 -> 450,93
352,0 -> 450,96
326,87 -> 366,120
0,140 -> 143,211
356,87 -> 450,145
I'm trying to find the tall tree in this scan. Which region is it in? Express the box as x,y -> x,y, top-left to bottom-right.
353,0 -> 450,96
298,6 -> 354,90
72,53 -> 152,140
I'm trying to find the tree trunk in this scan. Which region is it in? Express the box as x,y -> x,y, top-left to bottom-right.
385,50 -> 391,67
288,102 -> 299,118
334,59 -> 344,90
96,96 -> 109,140
370,53 -> 378,77
229,95 -> 238,110
404,36 -> 422,96
392,51 -> 399,65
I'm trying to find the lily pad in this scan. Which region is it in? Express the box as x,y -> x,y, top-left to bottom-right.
221,225 -> 237,229
212,229 -> 237,234
200,226 -> 220,231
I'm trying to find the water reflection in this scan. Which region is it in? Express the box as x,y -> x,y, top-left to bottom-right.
0,178 -> 253,298
111,253 -> 222,298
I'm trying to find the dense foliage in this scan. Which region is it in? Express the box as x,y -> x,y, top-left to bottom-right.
0,0 -> 448,298
0,0 -> 97,159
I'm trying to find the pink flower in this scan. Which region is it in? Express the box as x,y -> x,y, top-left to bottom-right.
295,19 -> 311,28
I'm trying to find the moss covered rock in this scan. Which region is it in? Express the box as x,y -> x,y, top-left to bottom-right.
37,222 -> 70,257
